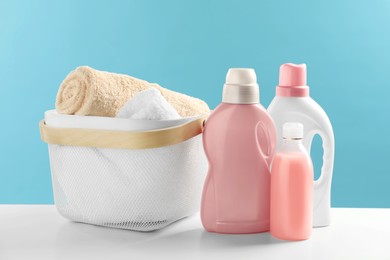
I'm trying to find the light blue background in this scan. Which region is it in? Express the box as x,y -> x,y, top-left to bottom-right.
0,0 -> 389,207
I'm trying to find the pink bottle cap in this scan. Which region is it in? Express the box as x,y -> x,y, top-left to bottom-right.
276,63 -> 310,97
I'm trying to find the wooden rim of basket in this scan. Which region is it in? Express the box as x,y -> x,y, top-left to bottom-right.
39,116 -> 207,150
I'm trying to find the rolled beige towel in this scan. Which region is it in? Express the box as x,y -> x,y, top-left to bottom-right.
56,66 -> 210,118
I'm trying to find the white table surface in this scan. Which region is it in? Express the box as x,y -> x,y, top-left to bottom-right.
0,206 -> 389,260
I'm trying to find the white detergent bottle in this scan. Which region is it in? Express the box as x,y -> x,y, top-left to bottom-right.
268,63 -> 335,227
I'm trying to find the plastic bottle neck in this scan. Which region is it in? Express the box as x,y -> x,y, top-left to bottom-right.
276,86 -> 310,97
281,138 -> 306,153
283,138 -> 302,144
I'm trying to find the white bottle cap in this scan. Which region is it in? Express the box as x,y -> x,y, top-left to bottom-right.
222,68 -> 260,104
283,122 -> 304,139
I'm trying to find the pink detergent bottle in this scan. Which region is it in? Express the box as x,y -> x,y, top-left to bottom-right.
270,123 -> 314,241
201,68 -> 277,234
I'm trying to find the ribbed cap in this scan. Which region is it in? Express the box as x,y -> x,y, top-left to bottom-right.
222,68 -> 259,104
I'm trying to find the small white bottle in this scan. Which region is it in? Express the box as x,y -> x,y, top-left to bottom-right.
268,63 -> 335,227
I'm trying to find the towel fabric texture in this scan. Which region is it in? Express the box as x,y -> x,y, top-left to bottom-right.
56,66 -> 210,118
116,88 -> 181,120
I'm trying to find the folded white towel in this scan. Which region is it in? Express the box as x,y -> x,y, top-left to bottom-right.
116,88 -> 181,120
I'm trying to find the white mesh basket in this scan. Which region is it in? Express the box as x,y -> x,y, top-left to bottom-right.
40,110 -> 207,231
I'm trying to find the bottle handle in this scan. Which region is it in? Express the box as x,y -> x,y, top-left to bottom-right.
255,120 -> 277,168
304,129 -> 334,199
306,129 -> 334,227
